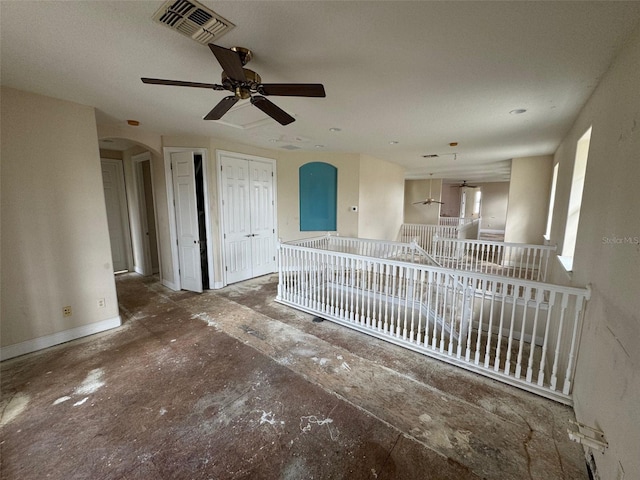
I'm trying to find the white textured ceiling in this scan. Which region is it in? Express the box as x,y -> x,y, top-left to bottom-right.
2,1 -> 640,182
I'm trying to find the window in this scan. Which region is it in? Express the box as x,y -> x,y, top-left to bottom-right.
560,127 -> 591,271
545,162 -> 559,240
299,162 -> 337,231
473,190 -> 482,216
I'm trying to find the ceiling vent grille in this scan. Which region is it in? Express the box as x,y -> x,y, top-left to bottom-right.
153,0 -> 235,45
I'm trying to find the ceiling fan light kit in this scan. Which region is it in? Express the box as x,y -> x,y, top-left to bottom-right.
141,43 -> 326,125
413,174 -> 445,206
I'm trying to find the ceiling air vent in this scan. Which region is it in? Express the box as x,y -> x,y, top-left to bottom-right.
153,0 -> 235,45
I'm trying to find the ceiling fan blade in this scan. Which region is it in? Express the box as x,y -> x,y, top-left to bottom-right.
250,96 -> 295,125
141,78 -> 225,90
412,201 -> 426,205
259,83 -> 326,97
208,44 -> 247,82
203,96 -> 239,120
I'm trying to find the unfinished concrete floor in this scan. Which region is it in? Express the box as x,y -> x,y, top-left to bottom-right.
0,273 -> 588,479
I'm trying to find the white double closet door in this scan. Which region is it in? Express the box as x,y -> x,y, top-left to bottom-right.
220,153 -> 276,285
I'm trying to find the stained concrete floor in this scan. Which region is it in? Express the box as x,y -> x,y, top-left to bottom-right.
0,273 -> 588,480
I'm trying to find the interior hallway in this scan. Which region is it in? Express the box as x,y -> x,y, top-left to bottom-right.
0,273 -> 588,479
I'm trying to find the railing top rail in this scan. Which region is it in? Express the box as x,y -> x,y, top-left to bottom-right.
284,235 -> 425,248
284,235 -> 333,246
433,236 -> 558,251
325,235 -> 425,248
412,243 -> 442,266
401,222 -> 457,229
279,242 -> 590,298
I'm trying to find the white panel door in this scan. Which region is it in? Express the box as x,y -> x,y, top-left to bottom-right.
171,151 -> 203,293
221,156 -> 253,284
221,154 -> 276,284
250,161 -> 276,277
101,160 -> 129,272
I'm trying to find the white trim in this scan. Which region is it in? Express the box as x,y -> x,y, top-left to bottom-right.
0,316 -> 122,361
212,281 -> 224,289
163,148 -> 181,290
199,151 -> 215,289
216,150 -> 278,287
163,147 -> 213,291
131,152 -> 153,276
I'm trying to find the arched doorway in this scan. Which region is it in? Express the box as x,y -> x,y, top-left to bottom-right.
98,137 -> 161,278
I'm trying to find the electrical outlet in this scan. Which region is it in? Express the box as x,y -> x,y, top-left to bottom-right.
63,306 -> 72,317
97,298 -> 106,308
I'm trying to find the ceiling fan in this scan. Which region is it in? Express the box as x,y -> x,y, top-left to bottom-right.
141,44 -> 326,126
413,174 -> 444,206
457,180 -> 479,188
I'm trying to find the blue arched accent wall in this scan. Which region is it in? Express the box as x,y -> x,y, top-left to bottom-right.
299,162 -> 337,231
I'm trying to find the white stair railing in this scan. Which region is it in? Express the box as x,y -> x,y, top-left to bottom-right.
277,238 -> 589,404
397,223 -> 458,253
289,234 -> 440,265
432,237 -> 557,282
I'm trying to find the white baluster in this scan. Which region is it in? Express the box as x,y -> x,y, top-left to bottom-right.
526,294 -> 542,383
550,293 -> 569,391
563,295 -> 586,395
514,286 -> 532,379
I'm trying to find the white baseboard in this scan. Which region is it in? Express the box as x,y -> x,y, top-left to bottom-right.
0,316 -> 122,361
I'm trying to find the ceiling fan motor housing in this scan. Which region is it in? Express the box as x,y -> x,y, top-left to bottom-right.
222,69 -> 261,99
230,46 -> 252,65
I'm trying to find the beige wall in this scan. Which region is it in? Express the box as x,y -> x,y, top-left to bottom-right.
504,155 -> 553,244
99,148 -> 123,160
440,184 -> 461,217
97,125 -> 170,283
160,137 -> 363,284
1,87 -> 120,354
546,25 -> 640,480
478,182 -> 510,231
162,135 -> 288,285
277,151 -> 361,242
404,179 -> 442,225
359,155 -> 405,240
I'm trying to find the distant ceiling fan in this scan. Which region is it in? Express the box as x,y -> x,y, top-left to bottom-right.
413,174 -> 444,206
141,44 -> 326,126
457,180 -> 479,188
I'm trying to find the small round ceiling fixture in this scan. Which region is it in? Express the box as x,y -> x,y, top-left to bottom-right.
127,119 -> 140,126
315,144 -> 324,148
329,127 -> 341,132
449,142 -> 458,147
389,141 -> 399,145
509,109 -> 527,115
